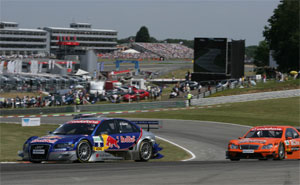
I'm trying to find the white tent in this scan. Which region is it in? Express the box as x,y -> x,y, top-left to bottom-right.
75,69 -> 89,76
121,49 -> 140,54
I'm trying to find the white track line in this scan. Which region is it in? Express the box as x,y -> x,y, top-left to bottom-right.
156,136 -> 196,162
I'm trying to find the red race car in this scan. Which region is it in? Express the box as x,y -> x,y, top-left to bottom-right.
123,89 -> 149,101
226,126 -> 300,160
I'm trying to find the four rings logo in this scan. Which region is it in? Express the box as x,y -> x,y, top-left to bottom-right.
34,145 -> 45,149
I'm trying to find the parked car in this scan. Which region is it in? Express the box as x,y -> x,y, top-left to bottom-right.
123,89 -> 149,101
179,81 -> 198,91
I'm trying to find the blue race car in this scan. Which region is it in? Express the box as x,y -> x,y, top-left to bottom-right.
19,117 -> 163,163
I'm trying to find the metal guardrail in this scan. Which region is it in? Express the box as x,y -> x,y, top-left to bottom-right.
0,101 -> 186,116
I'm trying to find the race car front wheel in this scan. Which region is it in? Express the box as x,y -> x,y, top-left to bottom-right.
76,140 -> 92,163
275,143 -> 285,160
136,141 -> 153,162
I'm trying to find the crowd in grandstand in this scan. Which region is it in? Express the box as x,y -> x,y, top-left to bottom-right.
98,42 -> 193,60
99,50 -> 160,60
134,43 -> 193,59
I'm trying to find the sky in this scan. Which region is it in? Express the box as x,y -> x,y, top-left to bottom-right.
0,0 -> 280,46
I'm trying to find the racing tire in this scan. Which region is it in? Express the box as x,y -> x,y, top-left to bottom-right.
230,158 -> 240,161
76,140 -> 92,163
136,141 -> 153,162
274,143 -> 285,160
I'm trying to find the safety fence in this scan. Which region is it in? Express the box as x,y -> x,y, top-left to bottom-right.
0,101 -> 185,116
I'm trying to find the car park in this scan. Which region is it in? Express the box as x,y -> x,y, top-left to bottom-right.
19,117 -> 163,163
226,126 -> 300,161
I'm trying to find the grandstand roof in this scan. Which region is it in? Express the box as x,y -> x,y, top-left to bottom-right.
44,27 -> 117,32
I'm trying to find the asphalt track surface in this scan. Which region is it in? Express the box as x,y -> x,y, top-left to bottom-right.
1,117 -> 300,185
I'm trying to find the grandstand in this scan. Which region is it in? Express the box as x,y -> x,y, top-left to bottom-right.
98,42 -> 194,60
132,43 -> 193,59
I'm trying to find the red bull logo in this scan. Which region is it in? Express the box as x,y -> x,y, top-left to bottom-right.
106,135 -> 120,149
101,134 -> 120,149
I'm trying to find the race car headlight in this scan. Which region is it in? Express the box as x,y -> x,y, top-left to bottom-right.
230,144 -> 238,149
262,144 -> 273,149
54,143 -> 74,149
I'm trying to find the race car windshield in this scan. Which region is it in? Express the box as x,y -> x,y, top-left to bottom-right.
245,130 -> 283,138
52,123 -> 97,135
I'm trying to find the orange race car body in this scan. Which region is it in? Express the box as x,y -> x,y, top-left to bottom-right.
226,126 -> 300,160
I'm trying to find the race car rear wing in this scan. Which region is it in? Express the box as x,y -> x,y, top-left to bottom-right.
131,120 -> 163,131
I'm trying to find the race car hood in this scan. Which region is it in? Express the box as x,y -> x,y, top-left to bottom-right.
231,138 -> 282,145
29,135 -> 84,145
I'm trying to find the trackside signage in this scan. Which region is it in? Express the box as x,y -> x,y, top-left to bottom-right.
22,118 -> 41,126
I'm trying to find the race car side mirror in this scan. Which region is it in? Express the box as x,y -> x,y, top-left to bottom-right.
286,137 -> 293,140
238,137 -> 242,139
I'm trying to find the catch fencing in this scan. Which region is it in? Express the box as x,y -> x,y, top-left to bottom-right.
0,101 -> 185,116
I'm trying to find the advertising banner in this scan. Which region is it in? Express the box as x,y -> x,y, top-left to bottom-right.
22,118 -> 41,126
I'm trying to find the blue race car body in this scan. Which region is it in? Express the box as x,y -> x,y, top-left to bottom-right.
19,118 -> 163,163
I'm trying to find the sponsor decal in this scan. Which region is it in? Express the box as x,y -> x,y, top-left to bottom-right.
239,139 -> 266,144
93,136 -> 104,148
291,140 -> 300,146
285,140 -> 290,146
291,147 -> 299,151
31,136 -> 62,144
32,149 -> 45,154
120,136 -> 135,143
42,136 -> 62,139
251,127 -> 283,131
93,147 -> 103,151
101,134 -> 120,149
31,139 -> 58,143
242,150 -> 254,154
119,122 -> 128,126
67,120 -> 100,124
53,148 -> 67,152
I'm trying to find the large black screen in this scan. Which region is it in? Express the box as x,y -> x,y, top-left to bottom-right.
194,38 -> 227,74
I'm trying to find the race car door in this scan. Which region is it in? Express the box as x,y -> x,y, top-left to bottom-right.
285,128 -> 300,159
115,119 -> 141,150
93,119 -> 121,151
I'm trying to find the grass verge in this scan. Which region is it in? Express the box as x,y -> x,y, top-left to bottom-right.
111,97 -> 300,127
0,123 -> 191,162
210,79 -> 300,97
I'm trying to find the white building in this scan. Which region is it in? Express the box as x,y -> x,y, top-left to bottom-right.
0,22 -> 48,56
43,23 -> 118,57
0,22 -> 118,57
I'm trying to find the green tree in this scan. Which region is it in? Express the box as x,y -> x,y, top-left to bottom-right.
254,41 -> 269,67
135,26 -> 151,43
245,45 -> 258,59
263,0 -> 299,72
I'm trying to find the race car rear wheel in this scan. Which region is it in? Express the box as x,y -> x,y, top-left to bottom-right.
275,143 -> 285,160
137,141 -> 153,162
76,140 -> 92,163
